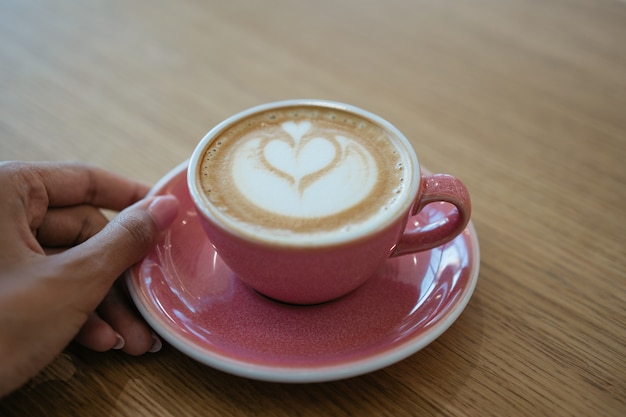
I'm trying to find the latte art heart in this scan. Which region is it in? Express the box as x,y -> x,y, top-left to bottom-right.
232,122 -> 378,218
199,104 -> 411,238
261,134 -> 341,193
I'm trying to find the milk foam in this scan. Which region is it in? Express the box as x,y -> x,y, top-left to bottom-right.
198,105 -> 414,244
232,122 -> 378,218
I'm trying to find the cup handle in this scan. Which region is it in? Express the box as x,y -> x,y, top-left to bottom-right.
391,174 -> 471,257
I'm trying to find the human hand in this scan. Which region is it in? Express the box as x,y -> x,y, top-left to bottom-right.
0,161 -> 179,396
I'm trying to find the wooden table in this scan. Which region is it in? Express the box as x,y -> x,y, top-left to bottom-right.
1,0 -> 625,415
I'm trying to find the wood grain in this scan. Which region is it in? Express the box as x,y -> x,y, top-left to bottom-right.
1,0 -> 625,415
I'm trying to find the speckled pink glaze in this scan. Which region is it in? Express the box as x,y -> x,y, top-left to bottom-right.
127,162 -> 480,383
187,100 -> 471,304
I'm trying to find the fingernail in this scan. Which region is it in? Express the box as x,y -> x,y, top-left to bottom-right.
148,333 -> 162,353
148,195 -> 179,231
113,333 -> 125,350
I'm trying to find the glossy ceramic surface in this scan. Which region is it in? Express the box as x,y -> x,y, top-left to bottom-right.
127,162 -> 480,383
186,100 -> 471,304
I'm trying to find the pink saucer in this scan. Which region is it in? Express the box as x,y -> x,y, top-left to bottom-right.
127,161 -> 480,383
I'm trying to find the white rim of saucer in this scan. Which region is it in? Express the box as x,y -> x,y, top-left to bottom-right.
128,161 -> 480,383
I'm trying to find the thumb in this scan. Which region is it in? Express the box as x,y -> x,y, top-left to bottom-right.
62,194 -> 179,292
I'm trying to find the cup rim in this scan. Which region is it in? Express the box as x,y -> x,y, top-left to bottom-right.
187,99 -> 421,247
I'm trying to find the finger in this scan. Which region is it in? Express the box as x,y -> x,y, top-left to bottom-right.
0,162 -> 48,257
56,195 -> 179,302
36,205 -> 109,248
74,312 -> 124,352
97,281 -> 160,355
26,161 -> 150,210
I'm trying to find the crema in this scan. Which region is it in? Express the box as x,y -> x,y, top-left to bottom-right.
198,105 -> 414,244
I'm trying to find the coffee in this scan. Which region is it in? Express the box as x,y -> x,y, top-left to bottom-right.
196,104 -> 414,245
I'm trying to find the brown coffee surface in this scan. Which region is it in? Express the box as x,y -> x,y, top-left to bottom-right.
198,105 -> 412,237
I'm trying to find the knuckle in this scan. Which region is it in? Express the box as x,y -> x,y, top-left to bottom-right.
115,211 -> 156,249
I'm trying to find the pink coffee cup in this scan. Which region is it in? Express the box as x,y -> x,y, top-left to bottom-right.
188,100 -> 471,304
